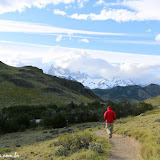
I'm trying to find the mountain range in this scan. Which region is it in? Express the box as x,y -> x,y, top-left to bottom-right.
48,65 -> 135,89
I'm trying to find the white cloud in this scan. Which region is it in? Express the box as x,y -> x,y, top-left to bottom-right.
104,39 -> 160,45
146,29 -> 152,32
1,41 -> 160,85
0,0 -> 75,14
69,8 -> 137,22
90,9 -> 136,22
94,0 -> 106,6
71,0 -> 160,22
81,38 -> 89,43
0,19 -> 127,36
56,35 -> 64,41
77,0 -> 89,8
53,9 -> 66,15
69,13 -> 89,20
155,34 -> 160,42
122,0 -> 160,21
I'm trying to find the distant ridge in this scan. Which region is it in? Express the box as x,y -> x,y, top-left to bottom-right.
92,84 -> 160,102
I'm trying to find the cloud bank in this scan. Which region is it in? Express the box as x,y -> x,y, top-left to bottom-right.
1,0 -> 160,22
0,19 -> 127,36
0,0 -> 74,14
69,0 -> 160,22
1,41 -> 160,85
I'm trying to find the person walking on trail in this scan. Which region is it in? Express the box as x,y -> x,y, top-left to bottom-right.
104,106 -> 116,138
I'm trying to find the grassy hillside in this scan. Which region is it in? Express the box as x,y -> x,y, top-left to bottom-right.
145,95 -> 160,107
0,61 -> 101,108
93,84 -> 160,102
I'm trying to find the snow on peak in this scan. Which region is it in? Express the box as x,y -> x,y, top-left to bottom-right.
48,65 -> 135,89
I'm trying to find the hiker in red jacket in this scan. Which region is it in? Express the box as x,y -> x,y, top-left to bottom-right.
104,106 -> 116,138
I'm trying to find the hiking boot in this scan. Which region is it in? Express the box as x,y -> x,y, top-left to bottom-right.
109,134 -> 112,138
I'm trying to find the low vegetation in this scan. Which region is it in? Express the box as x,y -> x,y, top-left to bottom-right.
0,127 -> 111,160
0,100 -> 153,134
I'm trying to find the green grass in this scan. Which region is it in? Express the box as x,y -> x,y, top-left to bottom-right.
145,95 -> 160,107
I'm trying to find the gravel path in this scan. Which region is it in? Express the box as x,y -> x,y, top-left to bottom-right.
95,130 -> 142,160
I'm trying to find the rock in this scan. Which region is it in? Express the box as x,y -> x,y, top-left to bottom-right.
59,130 -> 66,133
66,129 -> 73,133
49,130 -> 54,133
43,131 -> 48,133
16,145 -> 21,147
154,118 -> 160,122
139,113 -> 146,116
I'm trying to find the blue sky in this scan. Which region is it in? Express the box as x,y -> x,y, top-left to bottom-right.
0,0 -> 160,84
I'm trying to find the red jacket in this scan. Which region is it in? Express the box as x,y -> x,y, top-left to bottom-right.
104,106 -> 116,123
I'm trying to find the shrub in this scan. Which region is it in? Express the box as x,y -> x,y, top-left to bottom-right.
49,141 -> 61,147
19,125 -> 27,132
56,131 -> 94,155
89,143 -> 102,153
80,132 -> 93,148
71,133 -> 82,150
57,133 -> 73,150
16,114 -> 30,128
52,113 -> 67,128
0,148 -> 12,154
4,118 -> 19,133
30,120 -> 38,128
42,113 -> 67,128
54,146 -> 68,156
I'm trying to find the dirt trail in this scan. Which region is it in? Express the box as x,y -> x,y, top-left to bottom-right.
95,130 -> 142,160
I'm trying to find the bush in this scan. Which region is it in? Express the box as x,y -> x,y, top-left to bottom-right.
57,131 -> 93,153
17,114 -> 30,128
0,148 -> 12,154
30,120 -> 38,128
54,146 -> 68,156
53,141 -> 61,147
89,143 -> 102,153
19,125 -> 27,132
80,132 -> 93,148
4,118 -> 19,133
52,113 -> 67,128
42,113 -> 67,128
58,133 -> 73,150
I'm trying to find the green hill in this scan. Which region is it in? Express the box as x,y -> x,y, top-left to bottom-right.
145,95 -> 160,107
92,84 -> 160,102
0,61 -> 101,108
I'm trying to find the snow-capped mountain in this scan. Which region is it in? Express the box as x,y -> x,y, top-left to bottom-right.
48,65 -> 135,89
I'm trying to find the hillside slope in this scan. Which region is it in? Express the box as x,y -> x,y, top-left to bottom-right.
0,61 -> 101,108
92,84 -> 160,102
145,94 -> 160,107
